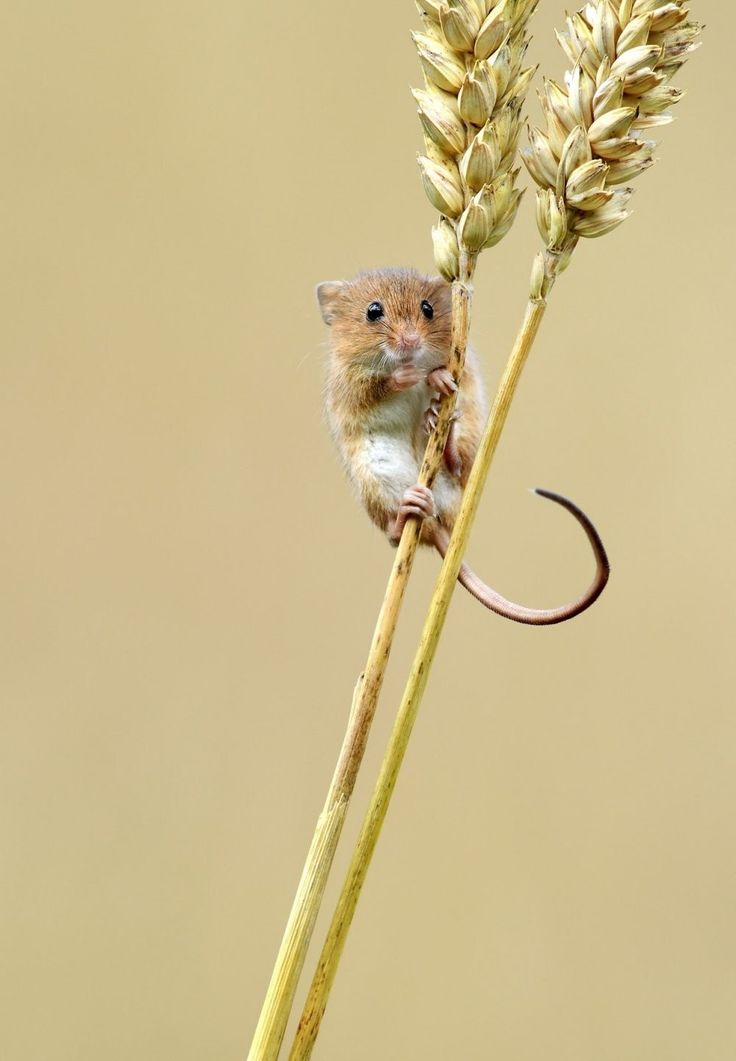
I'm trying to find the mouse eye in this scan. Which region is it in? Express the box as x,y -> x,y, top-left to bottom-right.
420,300 -> 434,320
366,301 -> 384,322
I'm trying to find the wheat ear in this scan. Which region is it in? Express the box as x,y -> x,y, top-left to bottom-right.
524,0 -> 702,296
285,1 -> 701,1056
414,0 -> 539,274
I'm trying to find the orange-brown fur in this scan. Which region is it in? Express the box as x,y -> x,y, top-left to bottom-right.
318,268 -> 486,543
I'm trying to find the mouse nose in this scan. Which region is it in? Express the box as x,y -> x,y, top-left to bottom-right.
397,328 -> 422,353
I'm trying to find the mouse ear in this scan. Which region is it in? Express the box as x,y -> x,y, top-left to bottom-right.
316,281 -> 345,325
428,274 -> 452,308
428,275 -> 451,296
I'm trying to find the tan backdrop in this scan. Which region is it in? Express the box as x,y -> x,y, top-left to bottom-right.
1,3 -> 733,1059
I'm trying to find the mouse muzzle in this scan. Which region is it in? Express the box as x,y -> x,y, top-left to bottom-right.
394,328 -> 422,358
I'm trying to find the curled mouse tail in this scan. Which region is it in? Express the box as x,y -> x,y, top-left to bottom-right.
430,488 -> 610,626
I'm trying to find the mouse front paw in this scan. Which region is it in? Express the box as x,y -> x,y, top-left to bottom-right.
388,363 -> 422,392
426,367 -> 457,396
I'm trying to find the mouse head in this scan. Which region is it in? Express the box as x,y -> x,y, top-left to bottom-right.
316,268 -> 452,372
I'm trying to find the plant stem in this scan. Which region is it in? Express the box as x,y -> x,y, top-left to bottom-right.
247,270 -> 475,1061
288,294 -> 549,1060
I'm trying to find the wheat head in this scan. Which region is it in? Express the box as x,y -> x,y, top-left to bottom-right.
523,0 -> 702,298
413,0 -> 541,280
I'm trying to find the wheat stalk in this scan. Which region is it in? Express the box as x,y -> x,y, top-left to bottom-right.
285,2 -> 701,1056
247,4 -> 540,1057
278,3 -> 542,1058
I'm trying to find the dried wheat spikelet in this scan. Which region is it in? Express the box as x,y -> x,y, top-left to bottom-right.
523,0 -> 702,299
413,0 -> 540,280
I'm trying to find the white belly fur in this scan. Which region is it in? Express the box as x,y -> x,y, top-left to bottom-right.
357,381 -> 462,522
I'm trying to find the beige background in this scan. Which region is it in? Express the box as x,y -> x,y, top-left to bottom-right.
1,2 -> 733,1059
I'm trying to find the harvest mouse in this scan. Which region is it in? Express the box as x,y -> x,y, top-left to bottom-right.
317,268 -> 608,625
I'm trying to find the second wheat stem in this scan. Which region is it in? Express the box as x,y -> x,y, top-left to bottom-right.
289,292 -> 548,1059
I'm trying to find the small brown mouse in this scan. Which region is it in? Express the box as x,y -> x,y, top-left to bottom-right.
317,267 -> 608,625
